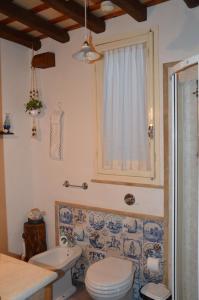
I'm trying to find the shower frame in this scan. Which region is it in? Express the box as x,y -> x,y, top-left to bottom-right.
169,55 -> 199,300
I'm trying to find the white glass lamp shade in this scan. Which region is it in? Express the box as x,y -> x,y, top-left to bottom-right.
72,41 -> 91,62
87,48 -> 101,62
73,40 -> 102,63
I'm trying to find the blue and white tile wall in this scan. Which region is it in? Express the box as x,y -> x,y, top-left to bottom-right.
56,203 -> 165,300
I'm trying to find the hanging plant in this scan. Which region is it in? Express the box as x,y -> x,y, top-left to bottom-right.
25,97 -> 43,114
25,66 -> 43,116
25,60 -> 43,136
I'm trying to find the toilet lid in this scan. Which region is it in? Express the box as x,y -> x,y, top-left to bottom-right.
86,279 -> 132,294
86,257 -> 133,289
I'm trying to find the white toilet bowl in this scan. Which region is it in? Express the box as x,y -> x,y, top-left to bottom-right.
85,257 -> 135,300
29,246 -> 82,300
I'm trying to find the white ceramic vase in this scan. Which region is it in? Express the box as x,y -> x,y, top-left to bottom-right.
29,109 -> 40,117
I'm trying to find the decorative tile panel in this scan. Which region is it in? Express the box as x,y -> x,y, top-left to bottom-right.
55,202 -> 165,299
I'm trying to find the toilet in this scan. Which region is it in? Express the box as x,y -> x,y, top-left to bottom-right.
85,257 -> 135,300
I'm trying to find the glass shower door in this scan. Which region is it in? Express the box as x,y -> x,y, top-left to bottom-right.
172,61 -> 199,300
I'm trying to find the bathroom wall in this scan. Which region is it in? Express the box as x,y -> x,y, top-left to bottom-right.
2,0 -> 199,259
56,201 -> 165,300
31,0 -> 199,249
0,40 -> 34,253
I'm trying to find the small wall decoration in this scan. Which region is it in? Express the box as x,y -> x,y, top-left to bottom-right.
3,113 -> 11,133
0,113 -> 14,135
50,105 -> 64,160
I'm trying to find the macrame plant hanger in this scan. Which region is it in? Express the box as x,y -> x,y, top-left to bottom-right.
30,48 -> 39,137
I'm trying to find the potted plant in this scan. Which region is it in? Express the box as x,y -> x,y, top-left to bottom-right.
25,97 -> 43,116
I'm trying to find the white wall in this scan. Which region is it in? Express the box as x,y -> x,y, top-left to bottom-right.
32,0 -> 199,248
2,0 -> 199,253
0,40 -> 34,253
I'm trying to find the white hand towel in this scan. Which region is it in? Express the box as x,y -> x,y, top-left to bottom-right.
50,109 -> 64,160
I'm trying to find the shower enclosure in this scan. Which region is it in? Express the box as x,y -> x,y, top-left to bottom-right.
170,56 -> 199,300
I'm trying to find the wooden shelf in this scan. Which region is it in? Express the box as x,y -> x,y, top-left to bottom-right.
0,131 -> 14,135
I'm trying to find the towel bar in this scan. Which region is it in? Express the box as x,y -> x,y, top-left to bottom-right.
63,180 -> 88,190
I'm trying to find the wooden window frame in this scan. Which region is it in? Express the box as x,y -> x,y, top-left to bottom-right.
93,29 -> 161,187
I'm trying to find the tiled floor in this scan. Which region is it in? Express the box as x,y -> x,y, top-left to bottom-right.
68,287 -> 92,300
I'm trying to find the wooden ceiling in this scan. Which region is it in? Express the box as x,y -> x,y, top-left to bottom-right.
0,0 -> 197,50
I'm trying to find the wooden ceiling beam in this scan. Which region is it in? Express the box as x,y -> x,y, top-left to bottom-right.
145,0 -> 169,6
0,0 -> 69,43
0,3 -> 50,26
38,10 -> 126,40
0,24 -> 41,50
41,0 -> 105,33
111,0 -> 147,22
183,0 -> 199,7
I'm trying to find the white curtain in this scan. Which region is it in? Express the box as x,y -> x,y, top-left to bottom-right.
102,43 -> 150,171
50,108 -> 64,160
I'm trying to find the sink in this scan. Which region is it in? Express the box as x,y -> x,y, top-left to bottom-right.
29,245 -> 82,299
0,254 -> 57,300
29,245 -> 82,271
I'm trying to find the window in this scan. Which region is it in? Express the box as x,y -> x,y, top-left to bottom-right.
94,31 -> 160,186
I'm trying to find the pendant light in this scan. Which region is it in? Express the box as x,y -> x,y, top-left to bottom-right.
72,0 -> 102,63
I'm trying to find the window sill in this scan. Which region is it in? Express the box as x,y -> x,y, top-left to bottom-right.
91,178 -> 163,189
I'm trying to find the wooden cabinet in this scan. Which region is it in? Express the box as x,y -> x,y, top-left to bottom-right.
23,221 -> 47,261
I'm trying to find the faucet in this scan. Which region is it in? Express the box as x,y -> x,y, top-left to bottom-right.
65,232 -> 76,247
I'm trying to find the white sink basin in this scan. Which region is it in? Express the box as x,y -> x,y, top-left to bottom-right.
0,254 -> 57,300
29,245 -> 82,271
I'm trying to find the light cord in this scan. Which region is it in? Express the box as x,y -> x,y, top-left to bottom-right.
84,0 -> 87,40
30,47 -> 38,99
30,47 -> 34,96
